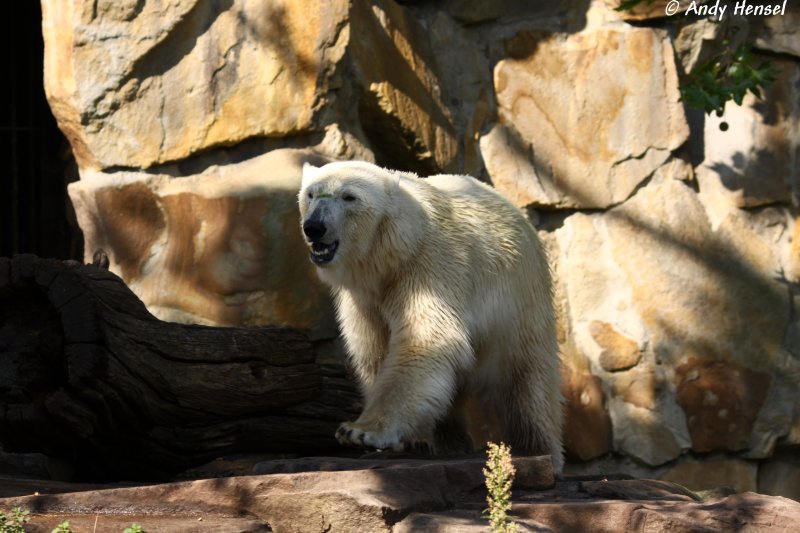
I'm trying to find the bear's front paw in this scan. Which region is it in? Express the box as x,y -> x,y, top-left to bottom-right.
335,421 -> 404,451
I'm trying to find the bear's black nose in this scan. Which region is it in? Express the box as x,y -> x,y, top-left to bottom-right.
303,220 -> 327,241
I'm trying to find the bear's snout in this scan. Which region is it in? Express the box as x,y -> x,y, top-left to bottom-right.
303,219 -> 327,242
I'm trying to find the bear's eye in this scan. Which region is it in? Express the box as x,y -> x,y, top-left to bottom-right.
307,191 -> 313,199
343,193 -> 357,202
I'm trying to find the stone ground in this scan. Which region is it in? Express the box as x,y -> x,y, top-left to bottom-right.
1,455 -> 799,532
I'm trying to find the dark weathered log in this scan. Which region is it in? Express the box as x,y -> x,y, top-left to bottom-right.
0,254 -> 360,479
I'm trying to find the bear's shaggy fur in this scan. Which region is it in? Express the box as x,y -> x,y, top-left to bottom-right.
298,161 -> 563,472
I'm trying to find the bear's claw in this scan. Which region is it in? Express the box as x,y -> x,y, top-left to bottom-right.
335,421 -> 431,454
337,422 -> 391,449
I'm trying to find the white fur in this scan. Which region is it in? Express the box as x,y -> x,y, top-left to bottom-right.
298,161 -> 564,473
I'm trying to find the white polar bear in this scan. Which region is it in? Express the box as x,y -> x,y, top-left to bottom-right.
298,160 -> 563,473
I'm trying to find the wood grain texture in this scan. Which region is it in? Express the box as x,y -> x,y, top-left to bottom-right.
0,255 -> 359,480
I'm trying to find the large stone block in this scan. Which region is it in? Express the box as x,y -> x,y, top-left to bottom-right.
43,0 -> 350,170
68,148 -> 337,336
609,397 -> 682,466
483,27 -> 688,209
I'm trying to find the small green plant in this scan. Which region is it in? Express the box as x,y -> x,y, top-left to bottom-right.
0,509 -> 146,533
0,507 -> 30,533
483,442 -> 518,533
51,520 -> 74,533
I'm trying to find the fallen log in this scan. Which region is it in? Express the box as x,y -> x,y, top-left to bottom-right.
0,254 -> 360,480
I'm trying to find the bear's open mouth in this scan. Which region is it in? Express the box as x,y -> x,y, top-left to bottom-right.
310,241 -> 339,264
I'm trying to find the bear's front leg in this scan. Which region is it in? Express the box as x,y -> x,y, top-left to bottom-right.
336,309 -> 473,452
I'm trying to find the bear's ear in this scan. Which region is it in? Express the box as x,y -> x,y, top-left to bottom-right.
301,162 -> 318,188
384,168 -> 401,194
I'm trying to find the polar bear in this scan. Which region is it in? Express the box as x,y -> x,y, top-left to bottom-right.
298,161 -> 563,473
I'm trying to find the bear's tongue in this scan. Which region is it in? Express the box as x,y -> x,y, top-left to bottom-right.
310,241 -> 339,264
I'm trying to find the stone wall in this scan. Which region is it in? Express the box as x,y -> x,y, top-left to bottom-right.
43,0 -> 799,497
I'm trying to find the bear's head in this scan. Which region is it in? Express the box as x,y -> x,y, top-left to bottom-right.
298,161 -> 400,269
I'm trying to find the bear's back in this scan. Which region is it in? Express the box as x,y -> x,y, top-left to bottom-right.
419,173 -> 539,258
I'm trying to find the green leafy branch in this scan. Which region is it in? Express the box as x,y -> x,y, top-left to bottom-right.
615,1 -> 780,131
0,508 -> 29,533
680,42 -> 780,130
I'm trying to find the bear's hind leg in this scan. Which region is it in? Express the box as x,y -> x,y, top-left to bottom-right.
432,389 -> 474,455
500,364 -> 564,475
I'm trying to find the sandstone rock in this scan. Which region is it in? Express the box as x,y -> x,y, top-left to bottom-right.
579,479 -> 698,501
68,148 -> 337,333
514,492 -> 800,533
609,397 -> 682,466
0,459 -> 544,533
348,1 -> 461,173
347,1 -> 499,174
590,320 -> 642,372
395,511 -> 515,533
790,218 -> 800,283
661,458 -> 759,493
611,366 -> 657,410
42,0 -> 350,170
479,123 -> 549,208
485,27 -> 688,209
674,15 -> 753,76
252,455 -> 555,491
674,17 -> 720,75
605,177 -> 788,374
562,453 -> 672,482
424,11 -> 490,176
743,343 -> 800,458
552,212 -> 648,367
675,358 -> 772,453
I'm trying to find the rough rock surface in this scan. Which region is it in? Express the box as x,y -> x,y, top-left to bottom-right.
68,148 -> 338,334
3,457 -> 800,533
483,27 -> 688,209
42,0 -> 351,171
